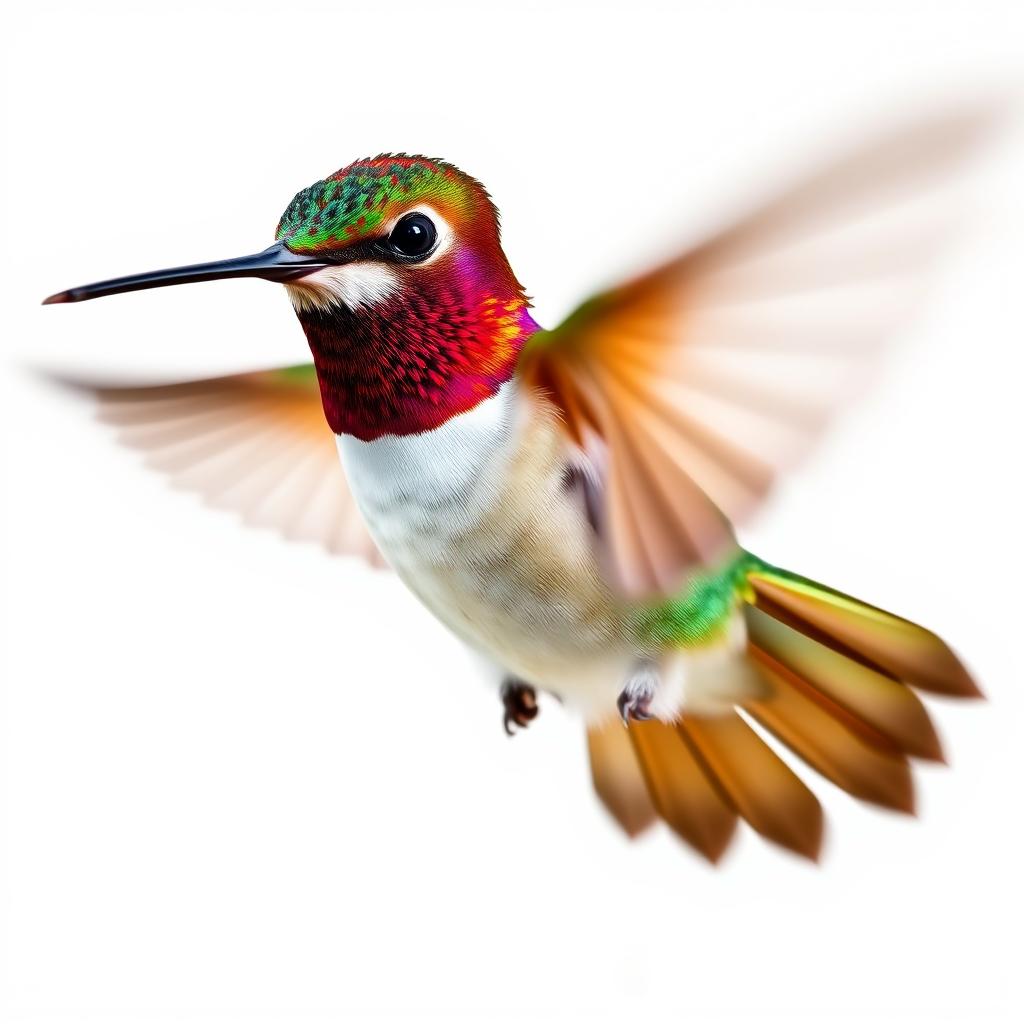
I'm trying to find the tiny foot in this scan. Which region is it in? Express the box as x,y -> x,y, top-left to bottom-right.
617,666 -> 658,725
501,679 -> 539,735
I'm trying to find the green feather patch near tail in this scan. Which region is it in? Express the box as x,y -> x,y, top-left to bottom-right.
629,550 -> 757,649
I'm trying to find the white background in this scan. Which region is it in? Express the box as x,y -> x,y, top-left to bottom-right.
3,2 -> 1024,1022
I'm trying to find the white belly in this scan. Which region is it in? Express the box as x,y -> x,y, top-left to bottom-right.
337,383 -> 636,711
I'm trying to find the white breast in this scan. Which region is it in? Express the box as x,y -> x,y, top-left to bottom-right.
337,381 -> 519,559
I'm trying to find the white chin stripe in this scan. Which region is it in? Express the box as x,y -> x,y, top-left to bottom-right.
285,263 -> 400,313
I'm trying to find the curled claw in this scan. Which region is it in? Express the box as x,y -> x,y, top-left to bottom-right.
501,679 -> 539,735
617,665 -> 658,725
617,689 -> 654,726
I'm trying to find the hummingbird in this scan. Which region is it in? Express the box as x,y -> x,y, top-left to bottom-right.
44,108 -> 992,864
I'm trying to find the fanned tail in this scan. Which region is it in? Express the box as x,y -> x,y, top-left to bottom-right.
586,560 -> 979,862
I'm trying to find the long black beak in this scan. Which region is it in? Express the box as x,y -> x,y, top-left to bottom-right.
42,241 -> 329,305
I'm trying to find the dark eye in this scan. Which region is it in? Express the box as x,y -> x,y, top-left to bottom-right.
387,213 -> 437,259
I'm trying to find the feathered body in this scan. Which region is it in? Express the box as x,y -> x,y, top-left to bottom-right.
337,377 -> 756,719
341,383 -> 626,700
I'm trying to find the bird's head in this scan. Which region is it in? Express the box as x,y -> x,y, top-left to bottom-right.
44,155 -> 538,439
274,155 -> 536,438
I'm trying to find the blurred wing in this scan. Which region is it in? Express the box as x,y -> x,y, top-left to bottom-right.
519,103 -> 1000,596
69,364 -> 387,567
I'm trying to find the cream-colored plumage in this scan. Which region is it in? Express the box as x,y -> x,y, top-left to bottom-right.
339,380 -> 719,718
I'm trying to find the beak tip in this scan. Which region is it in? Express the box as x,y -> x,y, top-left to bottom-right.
42,291 -> 71,305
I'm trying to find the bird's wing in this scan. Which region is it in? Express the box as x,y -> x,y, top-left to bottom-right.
67,364 -> 387,567
518,103 -> 998,597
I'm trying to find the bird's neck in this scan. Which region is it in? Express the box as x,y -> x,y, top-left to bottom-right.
295,269 -> 539,441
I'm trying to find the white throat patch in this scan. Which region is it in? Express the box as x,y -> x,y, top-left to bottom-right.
337,382 -> 518,520
285,262 -> 400,313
